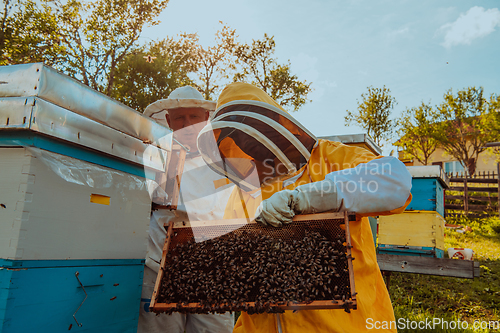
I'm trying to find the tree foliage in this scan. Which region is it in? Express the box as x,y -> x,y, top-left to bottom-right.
434,87 -> 489,175
59,0 -> 169,95
233,34 -> 312,112
2,5 -> 313,113
193,23 -> 237,100
395,102 -> 439,165
111,28 -> 312,111
1,0 -> 65,65
481,94 -> 500,162
1,0 -> 169,94
111,36 -> 198,111
0,0 -> 15,57
345,86 -> 396,147
111,23 -> 237,109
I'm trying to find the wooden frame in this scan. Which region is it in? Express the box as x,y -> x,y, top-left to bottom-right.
378,254 -> 480,279
149,212 -> 357,313
153,144 -> 187,210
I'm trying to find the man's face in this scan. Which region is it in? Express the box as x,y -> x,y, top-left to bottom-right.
166,107 -> 209,152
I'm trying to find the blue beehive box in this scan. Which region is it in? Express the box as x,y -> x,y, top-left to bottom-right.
0,259 -> 144,332
405,166 -> 449,217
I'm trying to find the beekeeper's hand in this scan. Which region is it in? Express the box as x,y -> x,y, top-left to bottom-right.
255,190 -> 295,227
255,179 -> 339,227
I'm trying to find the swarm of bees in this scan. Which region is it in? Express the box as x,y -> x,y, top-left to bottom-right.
157,221 -> 355,314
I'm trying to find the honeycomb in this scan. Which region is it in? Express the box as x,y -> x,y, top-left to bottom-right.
150,213 -> 357,314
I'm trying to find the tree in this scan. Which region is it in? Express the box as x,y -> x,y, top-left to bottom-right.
233,34 -> 312,112
1,0 -> 19,63
1,0 -> 65,66
345,86 -> 396,147
4,5 -> 312,112
434,87 -> 489,175
395,102 -> 439,165
1,0 -> 169,94
192,22 -> 237,100
57,0 -> 169,95
111,35 -> 198,111
481,93 -> 500,162
111,23 -> 237,108
111,25 -> 313,110
1,0 -> 22,63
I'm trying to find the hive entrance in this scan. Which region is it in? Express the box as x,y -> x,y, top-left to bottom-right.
150,212 -> 357,314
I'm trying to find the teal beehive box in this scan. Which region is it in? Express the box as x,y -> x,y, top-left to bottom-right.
405,166 -> 449,217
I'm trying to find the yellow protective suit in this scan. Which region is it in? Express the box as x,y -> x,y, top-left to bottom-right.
225,139 -> 411,333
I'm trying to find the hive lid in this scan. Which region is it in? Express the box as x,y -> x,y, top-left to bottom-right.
0,63 -> 172,172
319,133 -> 382,156
406,165 -> 450,188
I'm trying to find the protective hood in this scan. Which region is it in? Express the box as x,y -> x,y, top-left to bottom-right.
197,82 -> 317,192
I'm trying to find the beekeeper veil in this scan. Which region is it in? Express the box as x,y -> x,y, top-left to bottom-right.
197,82 -> 317,192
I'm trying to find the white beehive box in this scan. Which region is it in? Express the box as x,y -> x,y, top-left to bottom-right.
0,147 -> 153,260
0,63 -> 173,260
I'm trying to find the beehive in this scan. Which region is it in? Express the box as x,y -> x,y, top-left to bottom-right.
150,212 -> 357,314
405,165 -> 449,217
0,63 -> 172,332
319,133 -> 382,156
377,211 -> 445,258
0,259 -> 144,332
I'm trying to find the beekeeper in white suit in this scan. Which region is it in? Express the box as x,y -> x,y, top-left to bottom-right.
138,86 -> 235,333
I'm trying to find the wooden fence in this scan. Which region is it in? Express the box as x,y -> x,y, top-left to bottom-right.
445,171 -> 500,218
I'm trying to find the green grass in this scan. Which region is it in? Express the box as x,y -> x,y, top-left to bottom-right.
393,304 -> 490,332
387,216 -> 500,332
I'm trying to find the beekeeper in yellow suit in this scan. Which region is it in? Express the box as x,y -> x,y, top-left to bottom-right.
197,82 -> 412,333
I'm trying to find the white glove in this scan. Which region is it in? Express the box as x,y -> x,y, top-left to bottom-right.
255,179 -> 339,227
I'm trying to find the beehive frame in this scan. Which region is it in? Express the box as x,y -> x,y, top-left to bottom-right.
153,144 -> 187,210
150,212 -> 357,314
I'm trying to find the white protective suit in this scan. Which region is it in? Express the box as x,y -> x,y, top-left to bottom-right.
138,149 -> 235,333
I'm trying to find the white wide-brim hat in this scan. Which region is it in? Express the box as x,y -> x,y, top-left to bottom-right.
143,86 -> 216,128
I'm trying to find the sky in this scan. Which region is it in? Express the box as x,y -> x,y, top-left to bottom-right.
142,0 -> 500,155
